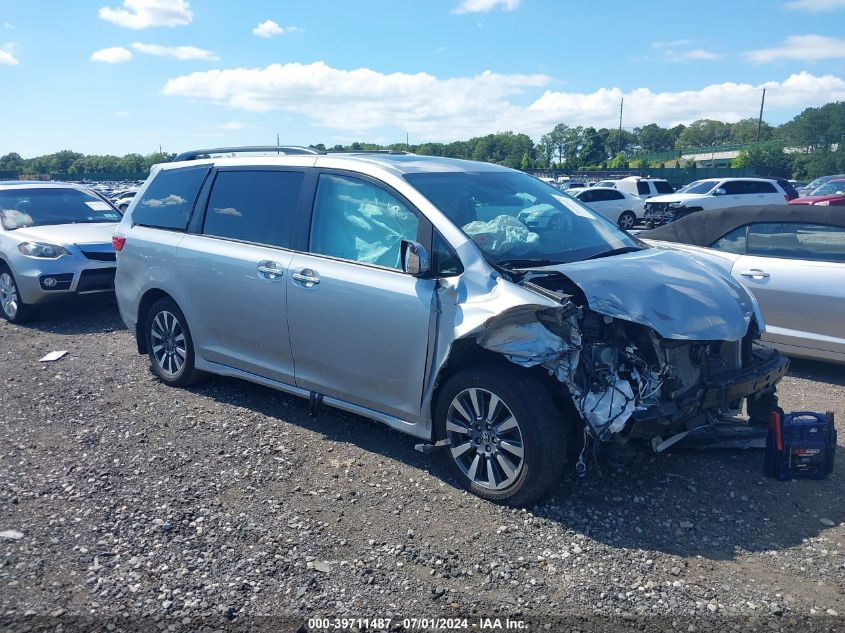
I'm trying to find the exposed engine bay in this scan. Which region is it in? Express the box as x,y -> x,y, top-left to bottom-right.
465,268 -> 789,465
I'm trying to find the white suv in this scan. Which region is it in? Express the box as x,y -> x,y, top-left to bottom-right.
612,177 -> 674,200
643,178 -> 790,227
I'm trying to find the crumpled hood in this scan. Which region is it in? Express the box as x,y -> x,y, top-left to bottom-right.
540,248 -> 756,341
647,192 -> 709,204
9,222 -> 118,246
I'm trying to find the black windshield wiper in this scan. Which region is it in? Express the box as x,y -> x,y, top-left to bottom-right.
582,246 -> 643,261
496,257 -> 562,269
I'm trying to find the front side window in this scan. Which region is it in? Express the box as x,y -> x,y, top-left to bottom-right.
654,181 -> 674,194
0,188 -> 121,230
577,190 -> 595,203
636,181 -> 650,195
747,223 -> 845,262
405,171 -> 640,266
202,170 -> 304,248
607,190 -> 625,200
721,181 -> 746,195
134,166 -> 209,230
309,174 -> 420,270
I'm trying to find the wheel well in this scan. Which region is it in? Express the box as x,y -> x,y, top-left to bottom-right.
430,339 -> 580,442
135,289 -> 172,354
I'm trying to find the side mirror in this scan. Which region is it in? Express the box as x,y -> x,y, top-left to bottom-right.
401,240 -> 430,277
713,188 -> 727,196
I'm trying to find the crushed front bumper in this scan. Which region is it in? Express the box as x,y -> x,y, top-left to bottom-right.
628,345 -> 789,435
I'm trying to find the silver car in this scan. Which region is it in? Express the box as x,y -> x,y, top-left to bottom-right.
114,147 -> 788,505
0,182 -> 122,323
641,205 -> 845,365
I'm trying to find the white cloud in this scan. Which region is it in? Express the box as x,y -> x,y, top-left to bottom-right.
218,121 -> 244,130
252,20 -> 300,38
161,63 -> 845,140
0,49 -> 19,65
453,0 -> 519,14
90,46 -> 133,63
670,48 -> 722,62
3,22 -> 14,29
131,42 -> 217,60
745,34 -> 845,63
651,40 -> 721,62
784,0 -> 845,11
162,62 -> 550,139
99,0 -> 192,29
652,39 -> 692,49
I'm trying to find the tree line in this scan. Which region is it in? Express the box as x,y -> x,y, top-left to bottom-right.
2,101 -> 843,181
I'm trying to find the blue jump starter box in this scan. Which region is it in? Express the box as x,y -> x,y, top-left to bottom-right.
765,411 -> 836,480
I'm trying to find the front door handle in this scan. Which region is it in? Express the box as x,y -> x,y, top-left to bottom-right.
740,269 -> 770,279
257,260 -> 284,280
291,268 -> 320,287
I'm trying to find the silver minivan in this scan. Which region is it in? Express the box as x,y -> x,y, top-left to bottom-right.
114,147 -> 788,505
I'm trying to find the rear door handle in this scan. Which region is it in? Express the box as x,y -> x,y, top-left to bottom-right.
257,260 -> 284,280
291,268 -> 320,287
740,269 -> 770,279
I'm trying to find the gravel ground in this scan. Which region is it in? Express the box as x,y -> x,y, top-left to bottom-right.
1,297 -> 843,632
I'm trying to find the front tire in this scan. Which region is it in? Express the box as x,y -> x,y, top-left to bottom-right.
435,365 -> 568,506
145,298 -> 206,387
0,265 -> 34,324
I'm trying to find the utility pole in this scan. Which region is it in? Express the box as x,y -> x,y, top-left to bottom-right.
276,133 -> 280,155
756,88 -> 766,143
406,131 -> 409,148
617,97 -> 624,155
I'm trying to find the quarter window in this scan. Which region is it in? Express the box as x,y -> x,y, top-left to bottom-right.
133,166 -> 209,230
202,170 -> 304,248
711,226 -> 748,254
309,174 -> 420,270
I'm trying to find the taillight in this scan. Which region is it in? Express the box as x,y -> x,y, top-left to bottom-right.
112,236 -> 126,251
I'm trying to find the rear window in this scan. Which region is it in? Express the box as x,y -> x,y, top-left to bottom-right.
202,170 -> 304,248
748,181 -> 777,194
654,181 -> 673,194
133,166 -> 209,230
0,188 -> 121,230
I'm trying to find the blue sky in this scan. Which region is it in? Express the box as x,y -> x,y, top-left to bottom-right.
2,0 -> 845,157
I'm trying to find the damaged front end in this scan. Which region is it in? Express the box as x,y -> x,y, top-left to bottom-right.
439,247 -> 789,467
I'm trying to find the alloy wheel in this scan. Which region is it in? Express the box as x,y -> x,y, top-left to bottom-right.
446,388 -> 525,490
619,212 -> 635,230
150,310 -> 187,377
0,272 -> 19,320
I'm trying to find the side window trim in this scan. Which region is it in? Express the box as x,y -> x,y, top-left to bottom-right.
299,169 -> 430,274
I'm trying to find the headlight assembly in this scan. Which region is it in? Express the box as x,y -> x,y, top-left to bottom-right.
17,242 -> 70,258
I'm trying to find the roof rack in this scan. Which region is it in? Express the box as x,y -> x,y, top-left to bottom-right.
329,149 -> 409,155
172,146 -> 324,162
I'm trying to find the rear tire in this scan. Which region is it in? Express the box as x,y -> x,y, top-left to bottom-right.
145,298 -> 206,387
435,364 -> 569,506
618,211 -> 636,230
0,265 -> 34,324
